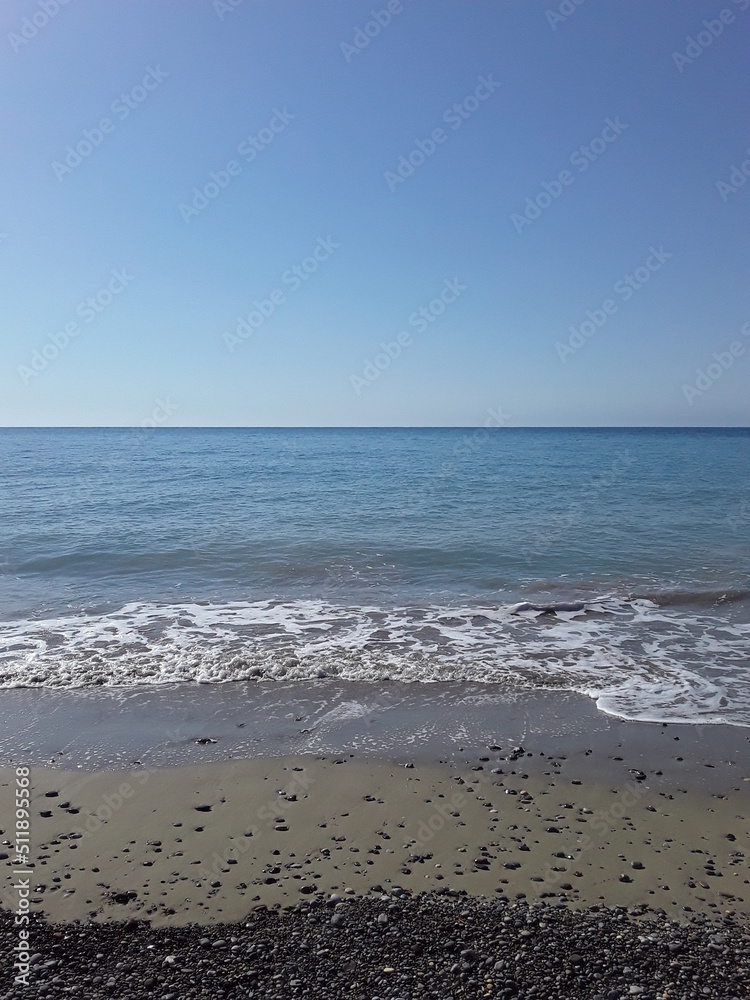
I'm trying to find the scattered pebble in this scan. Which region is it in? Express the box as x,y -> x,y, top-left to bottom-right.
3,897 -> 746,999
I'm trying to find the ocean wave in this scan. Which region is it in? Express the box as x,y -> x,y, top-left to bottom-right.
1,597 -> 748,726
628,588 -> 750,608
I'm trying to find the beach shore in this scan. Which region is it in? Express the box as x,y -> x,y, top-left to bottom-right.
2,894 -> 749,999
2,721 -> 748,927
1,693 -> 749,998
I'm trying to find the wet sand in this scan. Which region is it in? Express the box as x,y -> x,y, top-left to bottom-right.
1,681 -> 748,777
2,735 -> 748,927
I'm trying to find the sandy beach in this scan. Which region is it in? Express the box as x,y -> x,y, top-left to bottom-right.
2,688 -> 749,998
2,722 -> 748,928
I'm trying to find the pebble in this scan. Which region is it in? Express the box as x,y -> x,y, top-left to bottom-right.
2,895 -> 747,999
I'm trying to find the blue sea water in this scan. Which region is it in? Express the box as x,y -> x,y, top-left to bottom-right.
0,427 -> 748,725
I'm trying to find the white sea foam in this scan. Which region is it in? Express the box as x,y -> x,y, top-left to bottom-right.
0,597 -> 748,726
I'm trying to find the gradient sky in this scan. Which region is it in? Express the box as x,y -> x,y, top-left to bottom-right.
1,0 -> 748,426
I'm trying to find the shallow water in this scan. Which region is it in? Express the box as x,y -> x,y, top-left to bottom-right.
1,427 -> 748,725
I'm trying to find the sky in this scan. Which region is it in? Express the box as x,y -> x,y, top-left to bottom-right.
0,0 -> 748,427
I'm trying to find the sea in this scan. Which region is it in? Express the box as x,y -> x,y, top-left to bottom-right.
0,427 -> 748,727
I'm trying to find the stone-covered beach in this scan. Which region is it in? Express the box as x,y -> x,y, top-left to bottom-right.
1,893 -> 748,999
1,695 -> 748,998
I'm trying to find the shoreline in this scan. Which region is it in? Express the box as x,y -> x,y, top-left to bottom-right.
1,724 -> 748,927
1,681 -> 748,774
2,687 -> 749,998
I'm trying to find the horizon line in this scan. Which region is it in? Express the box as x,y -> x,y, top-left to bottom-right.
1,425 -> 748,431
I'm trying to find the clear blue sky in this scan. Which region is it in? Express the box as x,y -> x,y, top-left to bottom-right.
1,0 -> 748,426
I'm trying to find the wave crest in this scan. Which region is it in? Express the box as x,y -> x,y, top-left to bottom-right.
1,596 -> 748,726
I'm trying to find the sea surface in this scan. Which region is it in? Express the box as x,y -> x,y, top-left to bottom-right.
0,427 -> 748,726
